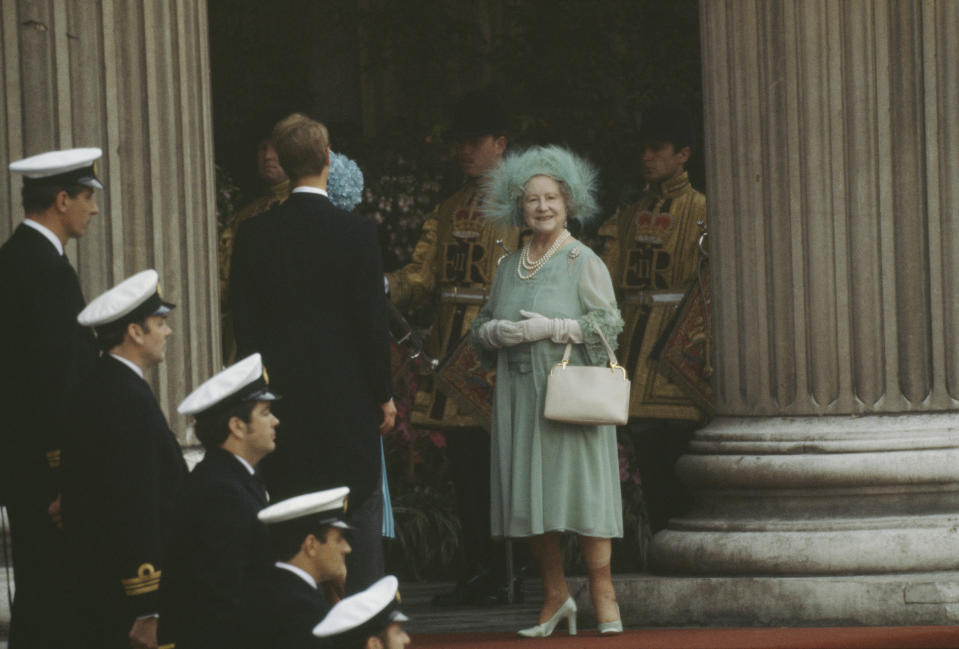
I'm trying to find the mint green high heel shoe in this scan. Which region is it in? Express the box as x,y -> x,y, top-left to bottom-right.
517,596 -> 578,637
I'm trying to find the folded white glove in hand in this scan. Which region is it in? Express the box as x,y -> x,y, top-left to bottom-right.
476,319 -> 525,349
519,310 -> 584,344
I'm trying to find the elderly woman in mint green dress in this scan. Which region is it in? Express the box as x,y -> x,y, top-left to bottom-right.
471,146 -> 624,637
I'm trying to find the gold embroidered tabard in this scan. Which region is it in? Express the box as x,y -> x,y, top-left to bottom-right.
599,171 -> 706,422
388,179 -> 520,428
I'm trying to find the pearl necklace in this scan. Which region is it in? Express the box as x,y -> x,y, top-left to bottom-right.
517,230 -> 571,279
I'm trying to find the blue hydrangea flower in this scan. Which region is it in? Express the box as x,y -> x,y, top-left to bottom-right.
327,151 -> 365,211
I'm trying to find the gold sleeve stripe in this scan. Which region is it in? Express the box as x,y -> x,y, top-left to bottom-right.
158,644 -> 175,649
46,449 -> 61,468
121,563 -> 161,596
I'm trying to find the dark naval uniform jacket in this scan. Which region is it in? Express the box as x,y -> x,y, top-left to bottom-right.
62,354 -> 187,649
0,222 -> 96,648
238,564 -> 329,649
230,190 -> 393,504
0,223 -> 96,499
161,447 -> 271,649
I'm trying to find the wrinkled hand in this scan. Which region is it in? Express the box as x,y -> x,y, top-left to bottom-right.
379,398 -> 397,435
128,616 -> 158,649
48,494 -> 63,530
476,319 -> 524,349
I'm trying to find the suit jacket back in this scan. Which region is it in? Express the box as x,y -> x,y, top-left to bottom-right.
230,193 -> 392,502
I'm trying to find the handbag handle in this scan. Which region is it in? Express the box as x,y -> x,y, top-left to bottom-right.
559,322 -> 624,374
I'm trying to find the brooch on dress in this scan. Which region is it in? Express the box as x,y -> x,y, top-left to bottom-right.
567,246 -> 581,269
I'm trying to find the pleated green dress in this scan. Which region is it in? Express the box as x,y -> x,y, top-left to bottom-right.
472,240 -> 625,539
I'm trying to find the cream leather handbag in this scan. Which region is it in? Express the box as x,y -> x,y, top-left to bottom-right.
543,325 -> 630,426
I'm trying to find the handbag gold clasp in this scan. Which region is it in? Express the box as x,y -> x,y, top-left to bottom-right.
609,362 -> 628,380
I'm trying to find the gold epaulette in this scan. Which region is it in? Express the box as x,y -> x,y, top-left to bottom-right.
46,449 -> 61,468
121,563 -> 161,596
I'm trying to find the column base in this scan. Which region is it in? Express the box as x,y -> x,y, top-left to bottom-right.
650,414 -> 959,574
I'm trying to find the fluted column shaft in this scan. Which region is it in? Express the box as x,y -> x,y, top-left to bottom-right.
705,0 -> 959,416
0,0 -> 219,436
651,0 -> 959,577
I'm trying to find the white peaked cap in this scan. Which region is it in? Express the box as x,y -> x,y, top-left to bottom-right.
77,269 -> 172,328
10,147 -> 103,189
258,486 -> 352,529
313,575 -> 408,639
178,352 -> 277,416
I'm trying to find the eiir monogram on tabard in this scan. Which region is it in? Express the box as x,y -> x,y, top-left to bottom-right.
623,244 -> 672,289
442,240 -> 490,284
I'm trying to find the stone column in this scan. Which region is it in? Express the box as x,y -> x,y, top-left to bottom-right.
616,0 -> 959,625
0,0 -> 219,435
639,0 -> 959,624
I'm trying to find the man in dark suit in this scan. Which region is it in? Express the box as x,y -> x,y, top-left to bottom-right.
162,352 -> 279,649
62,269 -> 187,649
0,148 -> 101,649
230,113 -> 395,593
239,487 -> 353,649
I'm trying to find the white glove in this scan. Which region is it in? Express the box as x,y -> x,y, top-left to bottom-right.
518,310 -> 584,344
476,319 -> 525,349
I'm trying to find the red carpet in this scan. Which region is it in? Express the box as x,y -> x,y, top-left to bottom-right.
414,626 -> 959,649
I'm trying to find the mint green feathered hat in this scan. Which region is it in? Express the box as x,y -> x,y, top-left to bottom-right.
481,145 -> 600,229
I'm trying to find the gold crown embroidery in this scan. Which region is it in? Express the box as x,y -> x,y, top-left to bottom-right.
634,210 -> 674,245
46,449 -> 61,468
452,204 -> 485,240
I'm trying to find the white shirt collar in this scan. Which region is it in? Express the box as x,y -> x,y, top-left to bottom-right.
291,186 -> 328,197
22,219 -> 64,255
274,562 -> 317,589
109,353 -> 144,379
231,453 -> 255,476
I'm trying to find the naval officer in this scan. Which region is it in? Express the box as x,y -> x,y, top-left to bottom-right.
62,269 -> 187,649
162,353 -> 280,649
238,487 -> 354,649
0,148 -> 101,649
